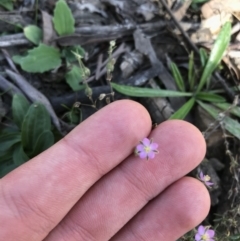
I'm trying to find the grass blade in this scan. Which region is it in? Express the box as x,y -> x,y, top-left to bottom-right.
199,48 -> 208,68
198,101 -> 240,140
214,102 -> 240,118
188,51 -> 195,91
196,92 -> 226,102
111,83 -> 192,98
169,97 -> 195,119
197,22 -> 231,92
170,62 -> 185,92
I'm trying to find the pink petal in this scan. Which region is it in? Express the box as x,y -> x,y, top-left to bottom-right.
205,181 -> 214,186
195,234 -> 201,241
142,138 -> 150,146
197,225 -> 205,235
150,143 -> 158,150
139,152 -> 147,159
207,230 -> 215,238
148,151 -> 155,159
136,144 -> 144,152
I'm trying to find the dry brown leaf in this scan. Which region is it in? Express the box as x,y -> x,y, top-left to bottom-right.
191,28 -> 212,43
223,56 -> 240,80
201,12 -> 232,35
41,10 -> 56,45
173,0 -> 192,21
201,0 -> 240,19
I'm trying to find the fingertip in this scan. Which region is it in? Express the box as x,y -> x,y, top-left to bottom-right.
176,177 -> 211,228
66,99 -> 152,154
107,99 -> 152,129
155,120 -> 206,169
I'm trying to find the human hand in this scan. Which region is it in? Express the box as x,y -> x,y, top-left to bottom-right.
0,100 -> 210,241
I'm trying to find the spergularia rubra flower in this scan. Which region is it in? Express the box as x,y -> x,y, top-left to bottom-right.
195,225 -> 215,241
199,172 -> 214,187
135,138 -> 158,160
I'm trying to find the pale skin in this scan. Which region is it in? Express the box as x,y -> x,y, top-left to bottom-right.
0,100 -> 210,241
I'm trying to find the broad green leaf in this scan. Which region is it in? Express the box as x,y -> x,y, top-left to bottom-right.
197,22 -> 231,92
214,102 -> 240,118
20,44 -> 61,73
0,128 -> 20,135
24,25 -> 43,45
0,162 -> 18,178
188,51 -> 195,91
111,83 -> 192,98
21,103 -> 51,152
12,94 -> 30,129
53,0 -> 75,36
0,133 -> 21,152
170,62 -> 185,92
66,66 -> 85,91
13,144 -> 29,165
198,101 -> 240,140
0,0 -> 13,10
12,55 -> 25,65
169,97 -> 195,119
31,130 -> 54,157
196,92 -> 226,102
0,150 -> 13,163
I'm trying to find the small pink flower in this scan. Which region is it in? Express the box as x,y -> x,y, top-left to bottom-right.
199,172 -> 214,187
135,138 -> 158,160
195,225 -> 215,241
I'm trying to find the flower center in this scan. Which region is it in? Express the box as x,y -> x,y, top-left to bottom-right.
204,175 -> 211,182
202,234 -> 209,241
144,146 -> 151,153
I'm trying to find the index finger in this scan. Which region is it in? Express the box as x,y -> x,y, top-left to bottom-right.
0,100 -> 152,241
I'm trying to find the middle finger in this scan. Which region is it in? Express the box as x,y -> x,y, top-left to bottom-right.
45,120 -> 206,241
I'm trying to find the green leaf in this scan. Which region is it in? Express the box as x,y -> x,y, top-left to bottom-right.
170,97 -> 195,119
170,62 -> 185,92
20,44 -> 61,73
21,103 -> 52,152
66,66 -> 85,91
199,48 -> 208,68
53,0 -> 75,36
188,51 -> 195,91
65,107 -> 82,124
13,144 -> 29,165
0,0 -> 13,11
62,46 -> 85,63
0,162 -> 18,178
12,55 -> 25,65
31,130 -> 54,157
214,102 -> 240,118
0,150 -> 14,163
0,133 -> 21,152
196,92 -> 226,102
229,234 -> 240,240
24,25 -> 43,45
111,83 -> 192,98
197,22 -> 231,92
12,94 -> 30,129
198,101 -> 240,140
